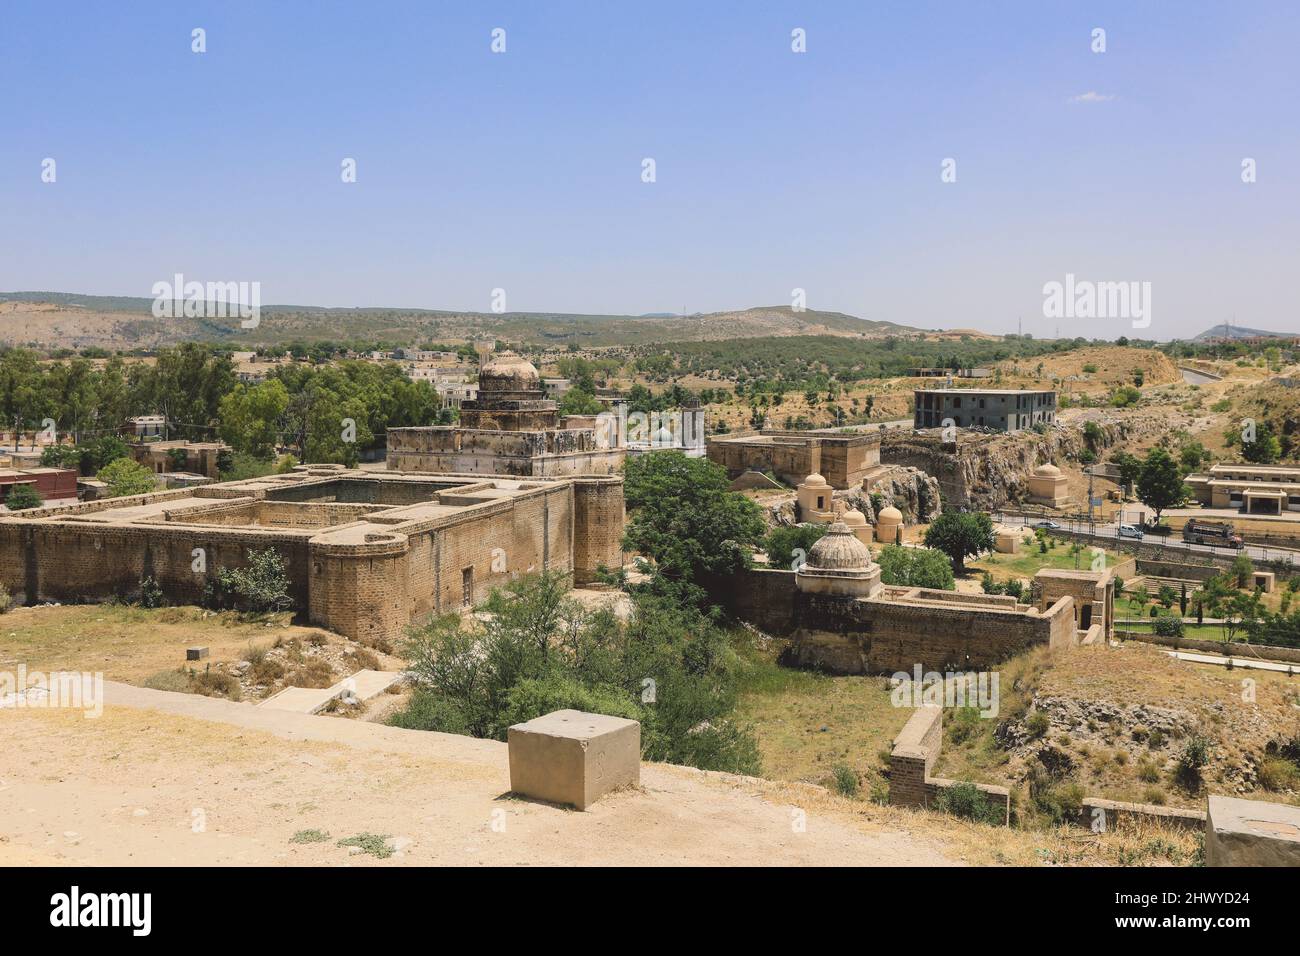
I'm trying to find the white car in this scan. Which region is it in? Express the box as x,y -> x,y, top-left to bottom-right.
1116,523 -> 1145,540
1032,520 -> 1061,530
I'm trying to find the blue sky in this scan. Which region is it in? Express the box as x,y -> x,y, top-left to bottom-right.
1,1 -> 1297,340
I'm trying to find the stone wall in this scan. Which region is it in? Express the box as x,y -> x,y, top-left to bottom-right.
888,707 -> 1011,823
571,477 -> 626,584
387,426 -> 623,477
1079,797 -> 1205,833
790,588 -> 1076,674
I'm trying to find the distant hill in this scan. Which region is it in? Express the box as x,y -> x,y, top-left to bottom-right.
0,292 -> 924,350
1192,323 -> 1298,342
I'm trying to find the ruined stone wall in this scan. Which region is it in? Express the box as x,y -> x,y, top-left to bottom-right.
791,591 -> 1074,674
703,567 -> 800,634
0,520 -> 312,609
707,439 -> 818,488
571,477 -> 625,584
387,427 -> 623,477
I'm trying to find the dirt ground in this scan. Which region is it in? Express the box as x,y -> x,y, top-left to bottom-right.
0,684 -> 966,867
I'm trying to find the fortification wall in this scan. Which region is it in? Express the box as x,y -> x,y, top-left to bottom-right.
571,477 -> 625,584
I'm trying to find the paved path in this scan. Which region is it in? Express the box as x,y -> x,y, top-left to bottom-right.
258,669 -> 402,715
1164,650 -> 1300,675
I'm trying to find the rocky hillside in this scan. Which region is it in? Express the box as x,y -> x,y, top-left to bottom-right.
880,417 -> 1169,511
762,465 -> 942,527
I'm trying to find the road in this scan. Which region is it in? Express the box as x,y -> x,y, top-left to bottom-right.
998,514 -> 1300,565
1178,366 -> 1222,385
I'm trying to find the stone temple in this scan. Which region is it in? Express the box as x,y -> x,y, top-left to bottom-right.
716,522 -> 1113,675
387,355 -> 624,477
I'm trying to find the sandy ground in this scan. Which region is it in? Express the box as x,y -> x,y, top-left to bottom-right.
0,682 -> 961,867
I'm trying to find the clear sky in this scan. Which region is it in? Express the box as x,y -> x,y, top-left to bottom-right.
2,1 -> 1297,340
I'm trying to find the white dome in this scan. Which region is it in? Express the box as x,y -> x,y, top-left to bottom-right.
802,473 -> 829,487
841,508 -> 868,527
1034,463 -> 1062,478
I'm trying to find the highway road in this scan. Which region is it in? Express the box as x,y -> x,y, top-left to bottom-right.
998,514 -> 1300,565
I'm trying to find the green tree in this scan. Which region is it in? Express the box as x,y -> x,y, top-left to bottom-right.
97,457 -> 158,498
1242,422 -> 1282,464
4,483 -> 43,511
621,452 -> 767,586
219,379 -> 289,459
923,511 -> 994,575
876,544 -> 955,590
764,524 -> 828,570
557,388 -> 604,417
1136,448 -> 1186,523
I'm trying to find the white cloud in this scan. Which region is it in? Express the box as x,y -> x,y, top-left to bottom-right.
1070,91 -> 1116,104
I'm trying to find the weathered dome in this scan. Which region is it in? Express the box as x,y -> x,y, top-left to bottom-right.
877,505 -> 903,522
841,508 -> 868,527
478,354 -> 541,391
802,472 -> 829,487
807,522 -> 873,571
1033,463 -> 1062,478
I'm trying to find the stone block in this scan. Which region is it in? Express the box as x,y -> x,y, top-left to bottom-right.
1205,795 -> 1300,866
508,709 -> 640,810
186,646 -> 209,661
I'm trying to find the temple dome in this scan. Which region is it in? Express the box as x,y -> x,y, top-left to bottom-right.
877,505 -> 903,522
807,522 -> 873,571
1033,463 -> 1063,478
478,355 -> 541,391
802,473 -> 829,487
841,508 -> 868,527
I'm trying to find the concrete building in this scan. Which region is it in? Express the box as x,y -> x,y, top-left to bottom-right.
913,388 -> 1057,432
0,467 -> 78,503
707,429 -> 882,489
0,467 -> 625,644
386,355 -> 624,477
1186,463 -> 1300,514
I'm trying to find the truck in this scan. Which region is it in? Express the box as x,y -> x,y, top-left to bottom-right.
1182,519 -> 1244,549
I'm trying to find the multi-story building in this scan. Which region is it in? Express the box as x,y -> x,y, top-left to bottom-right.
913,388 -> 1057,433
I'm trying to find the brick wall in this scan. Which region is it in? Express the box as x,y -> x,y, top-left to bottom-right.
888,706 -> 1011,823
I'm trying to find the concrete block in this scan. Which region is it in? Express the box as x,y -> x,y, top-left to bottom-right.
1206,795 -> 1300,866
508,709 -> 640,810
186,646 -> 209,661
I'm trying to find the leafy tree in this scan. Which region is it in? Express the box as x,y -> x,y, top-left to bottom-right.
97,457 -> 158,498
1230,552 -> 1255,589
4,483 -> 43,511
219,379 -> 289,459
621,452 -> 766,586
876,544 -> 955,590
395,571 -> 761,774
1242,422 -> 1282,464
764,524 -> 827,570
923,511 -> 994,575
1136,448 -> 1186,523
557,388 -> 604,417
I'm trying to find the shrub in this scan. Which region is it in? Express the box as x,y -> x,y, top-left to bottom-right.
137,576 -> 164,609
1004,579 -> 1025,600
4,483 -> 43,511
392,571 -> 761,775
934,782 -> 1003,825
0,583 -> 11,615
1256,756 -> 1300,792
1025,711 -> 1050,738
1152,616 -> 1184,637
1176,735 -> 1212,787
1027,766 -> 1084,826
208,548 -> 293,613
980,572 -> 1004,595
831,764 -> 859,798
290,829 -> 330,844
336,833 -> 393,859
1136,757 -> 1161,783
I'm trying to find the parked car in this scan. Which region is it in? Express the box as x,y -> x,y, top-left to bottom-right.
1032,520 -> 1061,530
1117,523 -> 1145,540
